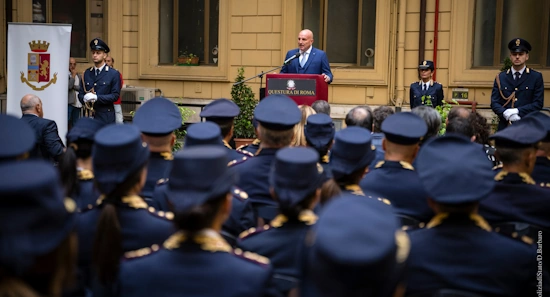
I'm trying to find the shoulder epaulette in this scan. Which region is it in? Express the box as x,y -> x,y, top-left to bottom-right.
365,194 -> 392,206
232,187 -> 249,200
157,178 -> 169,185
232,248 -> 270,266
146,206 -> 175,220
77,169 -> 94,180
124,244 -> 161,259
239,225 -> 270,239
492,164 -> 503,171
539,182 -> 550,188
237,150 -> 255,157
526,68 -> 530,74
228,156 -> 249,167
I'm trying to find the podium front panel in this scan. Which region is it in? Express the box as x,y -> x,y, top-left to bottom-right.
265,74 -> 328,106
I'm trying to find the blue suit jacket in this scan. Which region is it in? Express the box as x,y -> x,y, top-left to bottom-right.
410,80 -> 444,109
491,68 -> 544,131
280,47 -> 333,83
78,65 -> 121,124
20,114 -> 64,162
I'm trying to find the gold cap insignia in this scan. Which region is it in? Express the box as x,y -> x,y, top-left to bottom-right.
94,39 -> 98,45
422,61 -> 427,66
516,39 -> 520,46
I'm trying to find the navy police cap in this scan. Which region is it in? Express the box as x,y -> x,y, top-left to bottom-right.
200,99 -> 240,119
167,146 -> 237,213
508,38 -> 532,53
66,117 -> 105,144
93,124 -> 150,195
309,197 -> 410,295
524,111 -> 550,142
490,116 -> 546,148
418,60 -> 435,71
0,114 -> 35,160
0,160 -> 76,275
382,112 -> 427,145
90,38 -> 110,53
330,126 -> 375,179
304,113 -> 335,150
184,122 -> 223,148
254,95 -> 301,130
417,134 -> 495,204
269,147 -> 323,208
133,97 -> 182,135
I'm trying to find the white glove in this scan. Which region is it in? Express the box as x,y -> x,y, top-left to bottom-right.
503,108 -> 519,120
83,93 -> 97,102
509,114 -> 521,122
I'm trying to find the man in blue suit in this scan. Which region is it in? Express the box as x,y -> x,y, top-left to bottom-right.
78,38 -> 121,124
491,38 -> 544,131
280,29 -> 333,83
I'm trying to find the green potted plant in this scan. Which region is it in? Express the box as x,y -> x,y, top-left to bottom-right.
231,67 -> 257,147
177,51 -> 199,66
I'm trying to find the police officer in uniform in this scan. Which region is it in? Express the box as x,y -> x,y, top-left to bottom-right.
200,98 -> 254,159
479,116 -> 550,230
153,121 -> 256,246
232,95 -> 301,222
528,111 -> 550,187
360,112 -> 433,225
238,147 -> 323,297
0,114 -> 35,162
132,97 -> 182,201
118,146 -> 272,297
410,60 -> 444,109
406,134 -> 536,296
78,38 -> 121,124
304,113 -> 334,174
491,38 -> 544,131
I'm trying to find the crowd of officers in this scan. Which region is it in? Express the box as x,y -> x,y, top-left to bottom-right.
0,89 -> 549,297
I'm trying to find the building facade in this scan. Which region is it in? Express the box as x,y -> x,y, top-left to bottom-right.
2,0 -> 550,119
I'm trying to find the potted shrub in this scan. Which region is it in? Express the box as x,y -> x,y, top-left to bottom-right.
177,51 -> 199,66
231,67 -> 257,147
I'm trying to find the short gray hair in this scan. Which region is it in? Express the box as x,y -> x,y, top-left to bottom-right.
20,95 -> 41,112
311,100 -> 331,116
412,106 -> 441,140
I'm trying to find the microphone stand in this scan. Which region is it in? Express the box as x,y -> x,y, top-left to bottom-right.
233,64 -> 286,100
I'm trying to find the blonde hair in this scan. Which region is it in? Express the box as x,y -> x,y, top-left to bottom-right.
291,105 -> 316,147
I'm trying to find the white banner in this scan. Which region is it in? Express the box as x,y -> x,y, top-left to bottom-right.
7,23 -> 72,144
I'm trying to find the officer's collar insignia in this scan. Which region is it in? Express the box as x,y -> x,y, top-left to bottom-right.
163,231 -> 232,253
223,140 -> 233,150
298,209 -> 318,225
77,169 -> 94,180
399,161 -> 414,171
495,171 -> 536,185
105,66 -> 109,71
395,230 -> 410,264
125,244 -> 160,259
345,184 -> 365,196
317,163 -> 324,174
526,68 -> 530,74
94,39 -> 98,45
97,194 -> 148,209
252,138 -> 261,145
516,39 -> 520,47
375,160 -> 385,169
321,154 -> 330,163
270,214 -> 288,228
160,151 -> 173,161
494,171 -> 508,181
427,213 -> 491,232
64,197 -> 76,213
492,164 -> 503,171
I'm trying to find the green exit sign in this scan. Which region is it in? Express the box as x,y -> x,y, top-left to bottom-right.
452,88 -> 469,101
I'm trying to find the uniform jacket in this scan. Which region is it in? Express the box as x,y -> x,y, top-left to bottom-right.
532,156 -> 550,187
409,80 -> 444,109
118,231 -> 272,297
491,68 -> 544,131
20,114 -> 64,162
72,169 -> 101,212
360,161 -> 433,223
405,213 -> 536,297
78,65 -> 121,124
479,171 -> 550,229
237,139 -> 261,155
141,152 -> 173,199
280,47 -> 333,83
238,211 -> 318,297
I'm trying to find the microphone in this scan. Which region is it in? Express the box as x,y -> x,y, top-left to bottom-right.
283,52 -> 301,65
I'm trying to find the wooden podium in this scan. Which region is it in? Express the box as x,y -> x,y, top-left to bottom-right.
264,74 -> 328,106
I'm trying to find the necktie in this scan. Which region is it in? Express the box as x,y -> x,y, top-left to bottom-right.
514,72 -> 520,80
422,83 -> 426,91
95,69 -> 100,77
300,52 -> 307,67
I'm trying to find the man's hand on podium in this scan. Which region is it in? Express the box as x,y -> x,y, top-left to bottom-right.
322,73 -> 330,83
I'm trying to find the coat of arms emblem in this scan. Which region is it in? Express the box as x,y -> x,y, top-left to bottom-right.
287,80 -> 296,90
20,40 -> 57,91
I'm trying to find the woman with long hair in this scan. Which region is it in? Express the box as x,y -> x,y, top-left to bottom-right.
77,124 -> 174,293
238,146 -> 323,296
291,105 -> 316,147
58,118 -> 104,210
0,160 -> 77,297
118,146 -> 272,296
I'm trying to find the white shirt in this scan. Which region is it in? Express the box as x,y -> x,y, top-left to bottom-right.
94,63 -> 106,75
300,46 -> 312,67
511,66 -> 525,79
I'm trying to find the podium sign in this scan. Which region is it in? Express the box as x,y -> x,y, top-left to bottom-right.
265,74 -> 328,106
